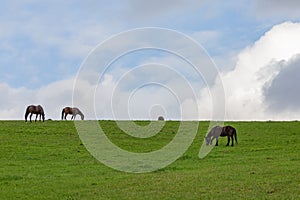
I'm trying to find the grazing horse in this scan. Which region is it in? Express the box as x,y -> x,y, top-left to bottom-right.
25,105 -> 45,122
205,125 -> 238,146
61,107 -> 84,120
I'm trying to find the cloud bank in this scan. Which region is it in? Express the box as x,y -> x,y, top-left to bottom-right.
264,54 -> 300,112
206,21 -> 300,120
1,21 -> 300,120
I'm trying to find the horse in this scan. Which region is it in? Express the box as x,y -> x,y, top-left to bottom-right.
205,125 -> 238,146
25,105 -> 45,122
61,107 -> 84,120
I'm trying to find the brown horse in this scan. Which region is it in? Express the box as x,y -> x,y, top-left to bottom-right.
205,125 -> 238,146
25,105 -> 45,122
61,107 -> 84,120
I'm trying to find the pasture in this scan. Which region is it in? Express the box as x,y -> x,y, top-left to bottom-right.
0,121 -> 299,199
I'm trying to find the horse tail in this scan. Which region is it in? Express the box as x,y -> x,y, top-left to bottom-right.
234,128 -> 238,144
25,106 -> 30,121
61,108 -> 65,120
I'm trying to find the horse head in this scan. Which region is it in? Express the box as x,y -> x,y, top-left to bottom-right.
42,113 -> 45,122
205,136 -> 211,145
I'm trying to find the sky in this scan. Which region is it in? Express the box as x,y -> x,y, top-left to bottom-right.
1,0 -> 300,120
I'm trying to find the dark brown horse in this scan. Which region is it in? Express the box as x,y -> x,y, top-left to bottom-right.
205,125 -> 238,146
25,105 -> 45,122
61,107 -> 84,120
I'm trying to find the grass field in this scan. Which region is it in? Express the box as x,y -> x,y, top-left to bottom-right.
0,120 -> 299,199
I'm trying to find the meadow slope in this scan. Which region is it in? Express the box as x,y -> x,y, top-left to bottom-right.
0,121 -> 299,199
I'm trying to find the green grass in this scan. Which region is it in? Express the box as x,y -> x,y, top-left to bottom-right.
0,120 -> 299,199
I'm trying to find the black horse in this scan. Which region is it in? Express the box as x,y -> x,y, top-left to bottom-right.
205,125 -> 238,146
25,105 -> 45,122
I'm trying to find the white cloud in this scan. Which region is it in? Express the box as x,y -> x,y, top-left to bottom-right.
198,21 -> 300,120
0,79 -> 74,120
0,83 -> 35,119
86,63 -> 202,120
71,27 -> 223,120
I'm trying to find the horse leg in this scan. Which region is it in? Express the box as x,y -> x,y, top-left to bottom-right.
29,113 -> 33,122
35,114 -> 38,122
226,136 -> 230,146
215,137 -> 219,146
231,135 -> 234,146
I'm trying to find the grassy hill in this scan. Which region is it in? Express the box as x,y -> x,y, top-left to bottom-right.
0,120 -> 299,199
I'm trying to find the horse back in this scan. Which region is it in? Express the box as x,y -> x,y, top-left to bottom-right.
207,126 -> 222,137
63,107 -> 73,114
27,105 -> 37,113
26,105 -> 44,114
222,126 -> 236,136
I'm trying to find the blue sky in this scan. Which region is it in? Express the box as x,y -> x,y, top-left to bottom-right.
1,0 -> 300,120
0,0 -> 272,88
